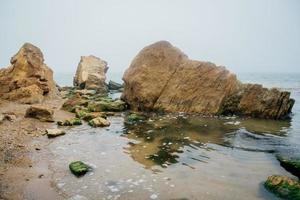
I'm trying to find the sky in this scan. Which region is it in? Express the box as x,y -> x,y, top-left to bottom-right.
0,0 -> 300,81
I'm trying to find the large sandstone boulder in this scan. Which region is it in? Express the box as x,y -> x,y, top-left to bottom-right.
122,41 -> 294,119
0,43 -> 58,104
73,55 -> 108,92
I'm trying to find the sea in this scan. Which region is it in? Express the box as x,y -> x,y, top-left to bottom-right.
47,71 -> 300,200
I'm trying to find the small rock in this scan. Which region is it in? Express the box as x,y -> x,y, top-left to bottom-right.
82,112 -> 107,121
25,105 -> 54,122
57,118 -> 82,126
46,129 -> 66,138
264,175 -> 300,200
88,117 -> 110,127
87,99 -> 126,112
69,161 -> 89,176
38,174 -> 44,178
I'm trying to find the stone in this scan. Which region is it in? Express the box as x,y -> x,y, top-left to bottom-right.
82,112 -> 107,121
0,43 -> 58,103
264,175 -> 300,200
88,117 -> 110,127
69,161 -> 89,176
3,113 -> 17,121
25,105 -> 54,122
126,113 -> 145,123
0,114 -> 4,123
57,118 -> 82,126
108,80 -> 123,91
73,55 -> 108,92
87,99 -> 126,112
277,155 -> 300,179
122,41 -> 294,119
0,112 -> 17,123
62,93 -> 89,112
46,129 -> 66,138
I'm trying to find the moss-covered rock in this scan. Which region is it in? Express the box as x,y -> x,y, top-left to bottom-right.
69,161 -> 89,176
277,155 -> 300,179
88,117 -> 110,127
62,93 -> 89,112
264,175 -> 300,200
82,112 -> 107,121
87,99 -> 126,112
57,118 -> 82,126
126,113 -> 145,123
75,109 -> 88,119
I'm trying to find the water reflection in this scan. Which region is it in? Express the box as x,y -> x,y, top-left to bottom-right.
122,113 -> 291,169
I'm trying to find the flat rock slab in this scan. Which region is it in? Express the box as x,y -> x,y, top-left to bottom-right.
46,129 -> 66,138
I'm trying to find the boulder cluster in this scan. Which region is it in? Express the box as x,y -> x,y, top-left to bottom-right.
122,41 -> 294,119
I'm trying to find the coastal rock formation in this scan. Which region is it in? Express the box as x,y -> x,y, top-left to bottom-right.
122,41 -> 294,119
73,55 -> 108,92
0,43 -> 58,104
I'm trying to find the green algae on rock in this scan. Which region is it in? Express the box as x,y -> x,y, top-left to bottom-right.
277,155 -> 300,179
126,113 -> 145,123
57,118 -> 82,126
264,175 -> 300,200
69,161 -> 89,176
82,112 -> 107,121
87,99 -> 126,112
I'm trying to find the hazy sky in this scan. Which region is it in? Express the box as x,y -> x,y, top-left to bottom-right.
1,0 -> 300,78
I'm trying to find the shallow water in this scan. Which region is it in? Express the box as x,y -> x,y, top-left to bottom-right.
48,72 -> 300,200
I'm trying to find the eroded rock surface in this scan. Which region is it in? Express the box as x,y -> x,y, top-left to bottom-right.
25,105 -> 54,122
73,55 -> 108,92
0,43 -> 58,104
122,41 -> 294,119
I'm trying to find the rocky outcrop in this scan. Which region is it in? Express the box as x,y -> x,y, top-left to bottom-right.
73,55 -> 108,92
0,43 -> 58,104
122,41 -> 294,119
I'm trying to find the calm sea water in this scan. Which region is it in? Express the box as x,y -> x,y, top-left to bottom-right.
47,72 -> 300,200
